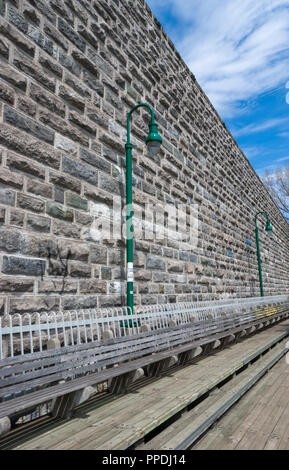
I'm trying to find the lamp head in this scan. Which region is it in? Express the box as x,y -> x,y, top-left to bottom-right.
146,122 -> 162,157
265,221 -> 273,232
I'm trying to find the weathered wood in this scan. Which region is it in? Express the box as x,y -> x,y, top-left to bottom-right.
0,308 -> 288,421
2,310 -> 286,400
8,323 -> 289,450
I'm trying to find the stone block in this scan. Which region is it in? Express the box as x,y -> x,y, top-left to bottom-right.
62,155 -> 98,186
66,192 -> 88,211
46,201 -> 73,222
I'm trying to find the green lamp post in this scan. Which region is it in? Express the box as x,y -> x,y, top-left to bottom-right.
125,103 -> 162,314
254,211 -> 273,297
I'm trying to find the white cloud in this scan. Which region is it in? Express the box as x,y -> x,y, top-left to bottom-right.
232,117 -> 289,137
276,156 -> 289,162
147,0 -> 289,117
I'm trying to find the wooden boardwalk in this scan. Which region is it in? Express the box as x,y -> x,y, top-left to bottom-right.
194,345 -> 289,450
3,321 -> 289,450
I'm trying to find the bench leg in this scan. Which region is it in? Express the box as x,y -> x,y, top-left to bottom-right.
220,334 -> 235,348
0,417 -> 11,437
203,339 -> 222,354
179,347 -> 203,365
51,392 -> 78,419
234,330 -> 246,342
108,368 -> 144,394
51,386 -> 97,418
145,355 -> 178,378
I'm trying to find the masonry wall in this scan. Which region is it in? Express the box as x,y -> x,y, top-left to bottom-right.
0,0 -> 288,316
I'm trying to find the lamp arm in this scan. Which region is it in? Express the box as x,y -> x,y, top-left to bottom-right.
254,211 -> 269,229
126,103 -> 155,145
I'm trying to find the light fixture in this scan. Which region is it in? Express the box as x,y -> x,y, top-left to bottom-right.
125,103 -> 162,315
255,211 -> 273,297
146,122 -> 162,157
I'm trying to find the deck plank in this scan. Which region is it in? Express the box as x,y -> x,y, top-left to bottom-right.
8,321 -> 289,451
195,349 -> 289,450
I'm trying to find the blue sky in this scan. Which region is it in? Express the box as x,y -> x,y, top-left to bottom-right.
146,0 -> 289,177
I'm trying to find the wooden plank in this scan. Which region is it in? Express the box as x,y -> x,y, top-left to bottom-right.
3,312 -> 288,397
194,343 -> 289,450
146,344 -> 286,450
0,309 -> 262,378
1,305 -> 287,371
0,320 -> 286,418
7,322 -> 287,450
1,318 -> 286,442
2,320 -> 287,418
209,361 -> 287,450
0,315 -> 249,381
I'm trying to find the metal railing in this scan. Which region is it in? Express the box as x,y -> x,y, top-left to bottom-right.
0,294 -> 288,359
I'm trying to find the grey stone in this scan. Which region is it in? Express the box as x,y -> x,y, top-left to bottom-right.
0,80 -> 14,104
39,53 -> 62,78
69,261 -> 91,278
0,278 -> 34,292
47,338 -> 61,350
44,21 -> 69,50
52,220 -> 81,239
0,15 -> 35,56
27,214 -> 51,233
90,245 -> 107,264
69,111 -> 96,135
80,148 -> 111,174
58,18 -> 86,52
30,83 -> 65,117
0,124 -> 59,169
99,173 -> 123,195
49,171 -> 81,193
0,61 -> 27,91
28,0 -> 56,24
17,193 -> 44,213
9,209 -> 24,227
62,295 -> 98,310
2,256 -> 45,276
146,256 -> 166,271
27,179 -> 53,199
62,155 -> 98,186
9,295 -> 59,313
7,153 -> 45,179
79,280 -> 107,294
14,49 -> 55,92
71,49 -> 100,78
66,192 -> 88,211
0,168 -> 23,189
101,267 -> 112,280
0,188 -> 15,207
55,134 -> 77,155
0,37 -> 9,58
59,48 -> 81,76
4,106 -> 54,144
46,201 -> 73,221
59,84 -> 85,112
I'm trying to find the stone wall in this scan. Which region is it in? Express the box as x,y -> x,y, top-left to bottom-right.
0,0 -> 288,315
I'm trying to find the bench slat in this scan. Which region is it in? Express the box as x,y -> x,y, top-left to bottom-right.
1,326 -> 288,420
0,309 -> 275,389
0,309 -> 287,401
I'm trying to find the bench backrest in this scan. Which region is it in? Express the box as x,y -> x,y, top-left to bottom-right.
1,294 -> 288,359
1,302 -> 288,403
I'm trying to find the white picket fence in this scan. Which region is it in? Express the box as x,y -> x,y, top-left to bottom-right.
0,294 -> 288,359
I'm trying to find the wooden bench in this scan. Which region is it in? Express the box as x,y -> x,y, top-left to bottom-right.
0,302 -> 288,431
